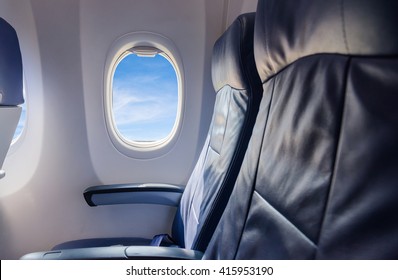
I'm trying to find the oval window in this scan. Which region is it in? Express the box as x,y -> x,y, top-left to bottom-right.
111,47 -> 179,146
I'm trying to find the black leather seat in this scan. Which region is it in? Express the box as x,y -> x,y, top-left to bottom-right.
176,13 -> 262,252
49,13 -> 262,254
204,0 -> 398,259
0,18 -> 24,179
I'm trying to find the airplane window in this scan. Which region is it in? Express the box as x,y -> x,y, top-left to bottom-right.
12,82 -> 26,143
111,50 -> 179,145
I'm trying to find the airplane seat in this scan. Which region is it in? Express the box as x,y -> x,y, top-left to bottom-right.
204,0 -> 398,259
31,12 -> 263,258
175,12 -> 262,252
0,18 -> 24,180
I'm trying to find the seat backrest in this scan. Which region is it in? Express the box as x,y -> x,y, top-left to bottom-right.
172,13 -> 262,252
0,18 -> 24,179
204,0 -> 398,259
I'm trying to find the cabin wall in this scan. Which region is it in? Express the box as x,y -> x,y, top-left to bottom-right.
0,0 -> 257,259
81,0 -> 220,186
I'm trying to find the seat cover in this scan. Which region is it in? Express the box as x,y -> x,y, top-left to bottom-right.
204,0 -> 398,259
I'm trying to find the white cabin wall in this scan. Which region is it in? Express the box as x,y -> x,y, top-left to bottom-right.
81,0 -> 257,185
0,0 -> 257,259
0,0 -> 104,259
78,0 -> 224,247
81,0 -> 222,185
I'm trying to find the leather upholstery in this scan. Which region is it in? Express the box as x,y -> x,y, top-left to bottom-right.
204,0 -> 398,259
0,18 -> 24,106
212,14 -> 259,92
174,13 -> 262,251
254,0 -> 398,82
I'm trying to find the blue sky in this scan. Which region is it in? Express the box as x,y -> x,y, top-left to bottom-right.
112,53 -> 178,142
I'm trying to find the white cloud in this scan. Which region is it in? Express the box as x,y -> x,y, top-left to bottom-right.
113,87 -> 177,125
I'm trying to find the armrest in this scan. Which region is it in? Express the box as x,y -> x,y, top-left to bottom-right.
126,246 -> 203,260
84,183 -> 185,207
21,246 -> 203,260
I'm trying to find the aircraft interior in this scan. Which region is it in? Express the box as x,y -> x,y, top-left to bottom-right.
0,0 -> 398,260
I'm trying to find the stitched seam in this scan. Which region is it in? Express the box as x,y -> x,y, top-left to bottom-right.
314,57 -> 352,258
253,190 -> 316,247
208,144 -> 220,156
233,78 -> 276,259
219,93 -> 232,155
192,205 -> 200,224
216,84 -> 248,92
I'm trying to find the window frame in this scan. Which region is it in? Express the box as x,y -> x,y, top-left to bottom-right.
104,32 -> 184,159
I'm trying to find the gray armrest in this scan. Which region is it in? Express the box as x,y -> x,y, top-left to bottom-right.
125,246 -> 203,259
21,246 -> 203,260
84,183 -> 185,207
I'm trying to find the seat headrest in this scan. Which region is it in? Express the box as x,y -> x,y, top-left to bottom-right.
212,13 -> 257,92
254,0 -> 398,82
0,18 -> 24,106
